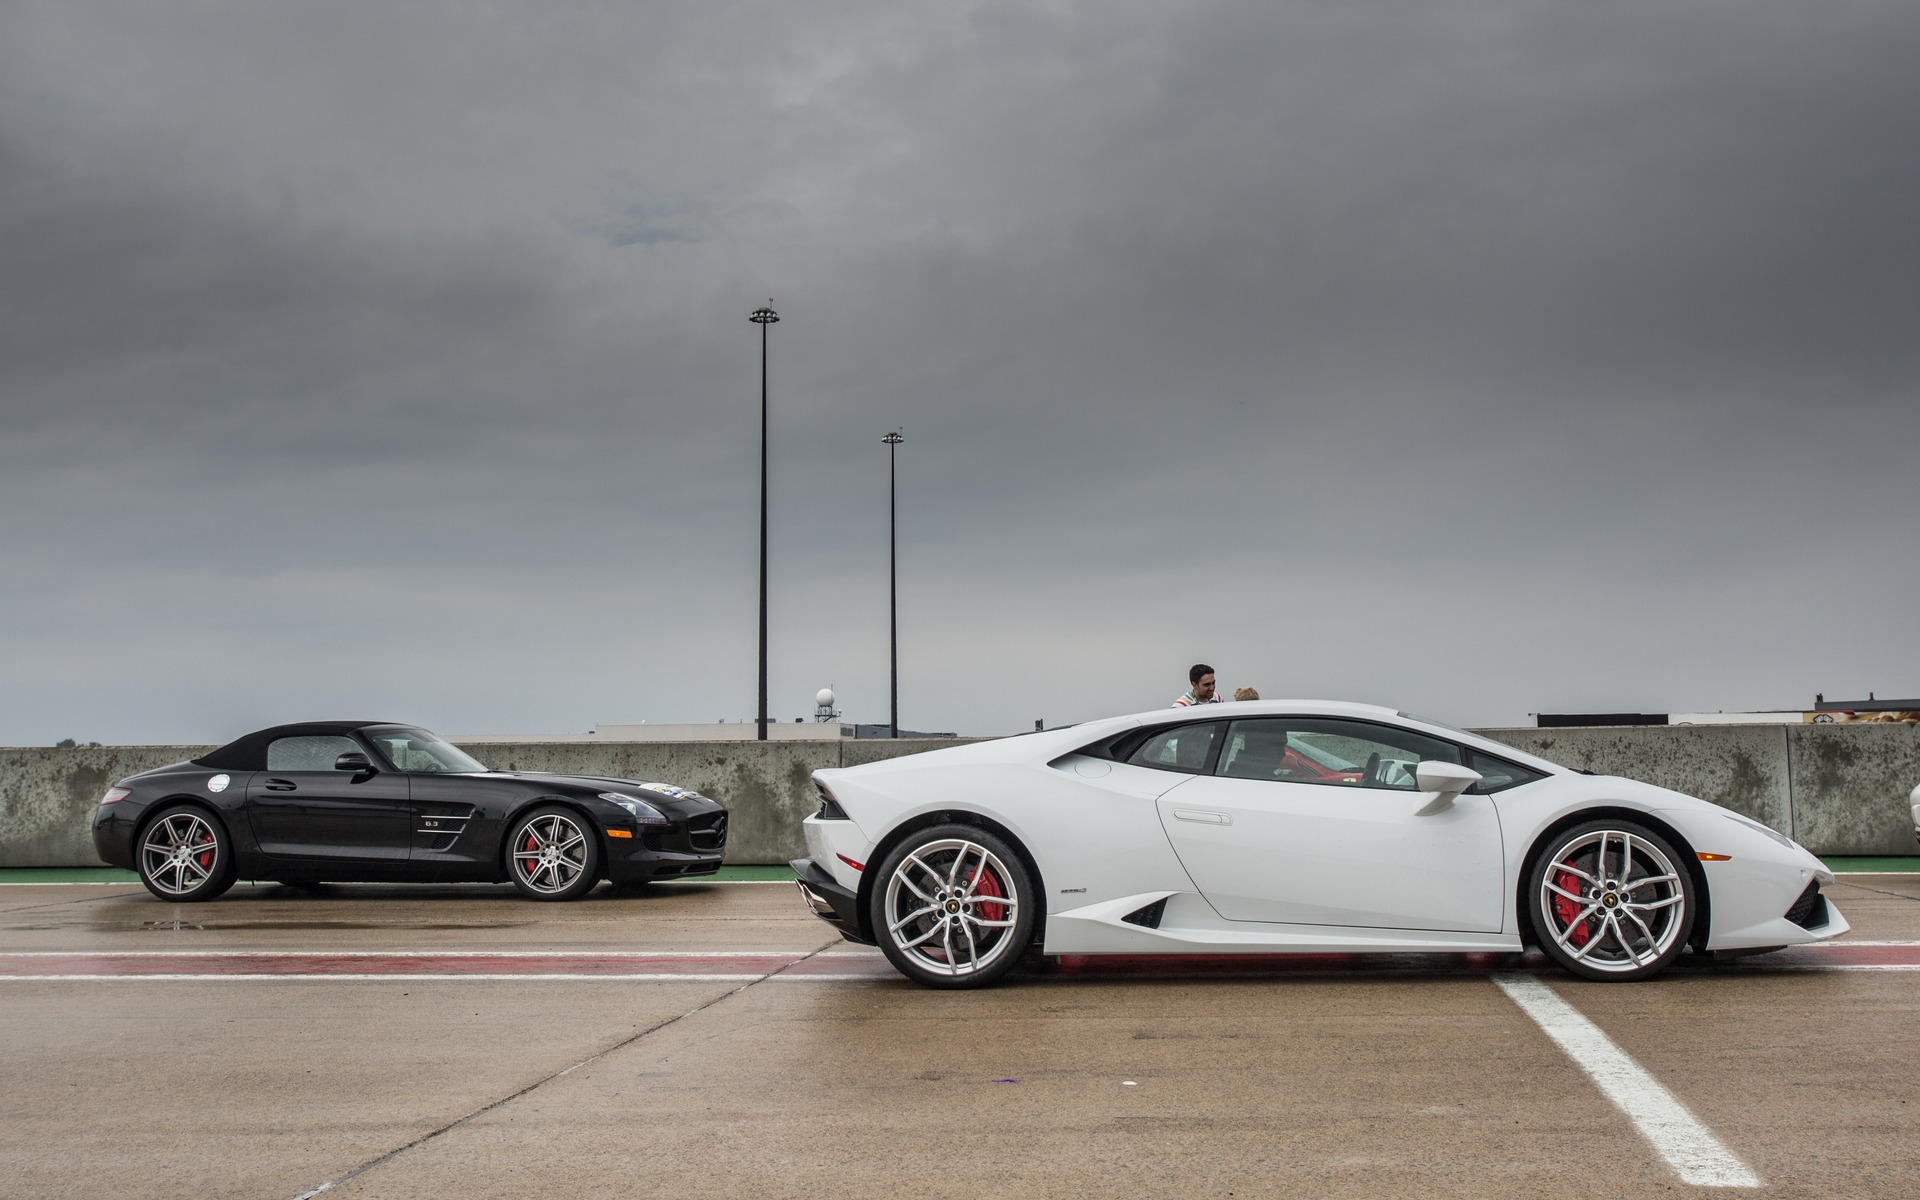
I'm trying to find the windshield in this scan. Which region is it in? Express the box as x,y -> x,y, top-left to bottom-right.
361,726 -> 488,774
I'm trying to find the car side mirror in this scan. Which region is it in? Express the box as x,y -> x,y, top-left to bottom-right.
335,752 -> 376,774
1412,761 -> 1482,813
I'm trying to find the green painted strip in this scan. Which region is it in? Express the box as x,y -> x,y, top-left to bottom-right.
0,867 -> 141,884
1819,856 -> 1920,873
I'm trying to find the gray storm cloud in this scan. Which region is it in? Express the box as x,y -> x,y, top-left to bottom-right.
2,0 -> 1915,744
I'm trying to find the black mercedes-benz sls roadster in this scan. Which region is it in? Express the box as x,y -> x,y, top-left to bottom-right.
92,721 -> 728,902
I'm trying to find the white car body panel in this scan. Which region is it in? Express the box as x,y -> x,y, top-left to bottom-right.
802,700 -> 1849,958
1154,772 -> 1505,931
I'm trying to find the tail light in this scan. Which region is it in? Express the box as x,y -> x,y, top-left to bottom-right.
99,788 -> 133,805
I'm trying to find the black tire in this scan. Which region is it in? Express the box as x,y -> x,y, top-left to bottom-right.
1528,818 -> 1695,982
869,824 -> 1036,989
136,805 -> 236,902
505,805 -> 601,901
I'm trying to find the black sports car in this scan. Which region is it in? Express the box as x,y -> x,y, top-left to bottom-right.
92,721 -> 728,902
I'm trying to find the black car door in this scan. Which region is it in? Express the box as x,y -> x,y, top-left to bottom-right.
246,733 -> 412,862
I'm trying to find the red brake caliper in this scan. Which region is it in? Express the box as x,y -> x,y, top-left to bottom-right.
195,833 -> 215,871
970,866 -> 1005,923
1552,862 -> 1590,947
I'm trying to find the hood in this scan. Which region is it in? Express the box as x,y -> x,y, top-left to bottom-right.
487,772 -> 720,808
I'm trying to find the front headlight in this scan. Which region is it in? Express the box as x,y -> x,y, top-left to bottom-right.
1725,811 -> 1800,851
599,793 -> 670,826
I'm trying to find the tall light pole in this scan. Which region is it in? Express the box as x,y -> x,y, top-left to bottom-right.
884,429 -> 903,739
750,303 -> 779,741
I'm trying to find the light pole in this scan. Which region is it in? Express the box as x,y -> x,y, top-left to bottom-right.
750,303 -> 779,741
884,429 -> 903,739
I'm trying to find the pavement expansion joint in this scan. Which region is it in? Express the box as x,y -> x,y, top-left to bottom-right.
284,936 -> 843,1200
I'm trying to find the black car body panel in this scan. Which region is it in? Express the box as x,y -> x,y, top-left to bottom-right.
92,721 -> 727,891
791,856 -> 872,944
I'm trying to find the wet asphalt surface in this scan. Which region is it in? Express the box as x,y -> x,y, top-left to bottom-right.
2,876 -> 1917,1199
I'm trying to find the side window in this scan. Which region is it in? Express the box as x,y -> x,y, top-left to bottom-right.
1272,718 -> 1463,791
364,733 -> 441,772
1466,749 -> 1547,794
1217,720 -> 1302,780
1126,723 -> 1221,774
266,735 -> 364,772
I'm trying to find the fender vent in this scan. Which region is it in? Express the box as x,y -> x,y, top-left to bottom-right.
1785,882 -> 1826,930
1121,898 -> 1168,929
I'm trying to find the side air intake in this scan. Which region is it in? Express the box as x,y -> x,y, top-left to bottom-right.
1785,882 -> 1826,930
1121,898 -> 1168,929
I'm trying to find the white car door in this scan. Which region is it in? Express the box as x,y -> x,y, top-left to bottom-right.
1155,717 -> 1505,932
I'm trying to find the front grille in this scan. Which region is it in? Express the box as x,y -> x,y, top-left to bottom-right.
1785,881 -> 1825,929
687,811 -> 727,852
1121,898 -> 1168,929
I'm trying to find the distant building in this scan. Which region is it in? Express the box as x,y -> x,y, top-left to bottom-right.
1535,695 -> 1920,728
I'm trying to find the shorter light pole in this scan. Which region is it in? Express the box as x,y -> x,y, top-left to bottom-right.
884,429 -> 903,739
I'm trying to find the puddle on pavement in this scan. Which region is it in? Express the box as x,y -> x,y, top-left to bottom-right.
129,919 -> 535,932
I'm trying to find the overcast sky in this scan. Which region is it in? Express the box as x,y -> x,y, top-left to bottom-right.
3,0 -> 1916,746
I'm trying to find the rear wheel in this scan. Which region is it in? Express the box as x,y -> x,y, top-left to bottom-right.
1530,819 -> 1694,981
870,824 -> 1035,989
506,806 -> 601,901
137,806 -> 235,902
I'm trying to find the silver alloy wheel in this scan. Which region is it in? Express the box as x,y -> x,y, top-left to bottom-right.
140,811 -> 222,897
881,837 -> 1022,978
511,812 -> 590,895
1538,828 -> 1686,975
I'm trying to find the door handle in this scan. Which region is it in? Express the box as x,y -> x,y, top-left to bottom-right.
1172,809 -> 1230,825
264,778 -> 297,792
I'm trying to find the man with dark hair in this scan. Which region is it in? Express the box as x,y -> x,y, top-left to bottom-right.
1173,664 -> 1222,707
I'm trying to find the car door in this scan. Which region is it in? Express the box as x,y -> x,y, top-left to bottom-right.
1156,717 -> 1505,932
246,733 -> 412,862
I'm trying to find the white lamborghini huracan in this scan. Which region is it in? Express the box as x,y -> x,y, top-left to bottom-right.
791,701 -> 1847,988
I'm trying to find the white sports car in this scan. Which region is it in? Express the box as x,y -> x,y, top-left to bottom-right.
792,701 -> 1848,988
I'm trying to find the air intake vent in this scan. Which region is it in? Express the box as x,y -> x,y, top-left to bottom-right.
1784,882 -> 1825,930
687,812 -> 728,852
1121,898 -> 1168,929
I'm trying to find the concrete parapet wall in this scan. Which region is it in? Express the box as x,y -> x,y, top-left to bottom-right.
1477,726 -> 1795,832
1,746 -> 216,870
3,725 -> 1915,867
0,738 -> 977,869
1480,724 -> 1920,854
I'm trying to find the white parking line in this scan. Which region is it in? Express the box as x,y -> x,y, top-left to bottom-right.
1494,974 -> 1760,1189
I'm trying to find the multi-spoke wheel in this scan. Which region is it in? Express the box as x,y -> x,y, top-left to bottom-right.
870,824 -> 1036,989
137,806 -> 235,902
1529,819 -> 1695,981
506,806 -> 601,901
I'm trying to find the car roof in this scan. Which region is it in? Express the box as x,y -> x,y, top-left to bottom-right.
193,721 -> 408,771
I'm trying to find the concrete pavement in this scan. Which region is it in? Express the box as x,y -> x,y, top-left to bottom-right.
2,877 -> 1916,1198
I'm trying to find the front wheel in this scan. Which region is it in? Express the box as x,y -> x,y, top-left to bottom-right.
506,806 -> 601,901
138,806 -> 236,902
1529,819 -> 1695,981
870,824 -> 1036,989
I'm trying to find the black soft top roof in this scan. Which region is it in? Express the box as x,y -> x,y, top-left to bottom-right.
194,721 -> 403,771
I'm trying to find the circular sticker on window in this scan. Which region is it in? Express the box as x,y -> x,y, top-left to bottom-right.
207,774 -> 231,794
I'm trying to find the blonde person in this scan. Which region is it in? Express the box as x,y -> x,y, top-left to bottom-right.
1234,687 -> 1260,702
